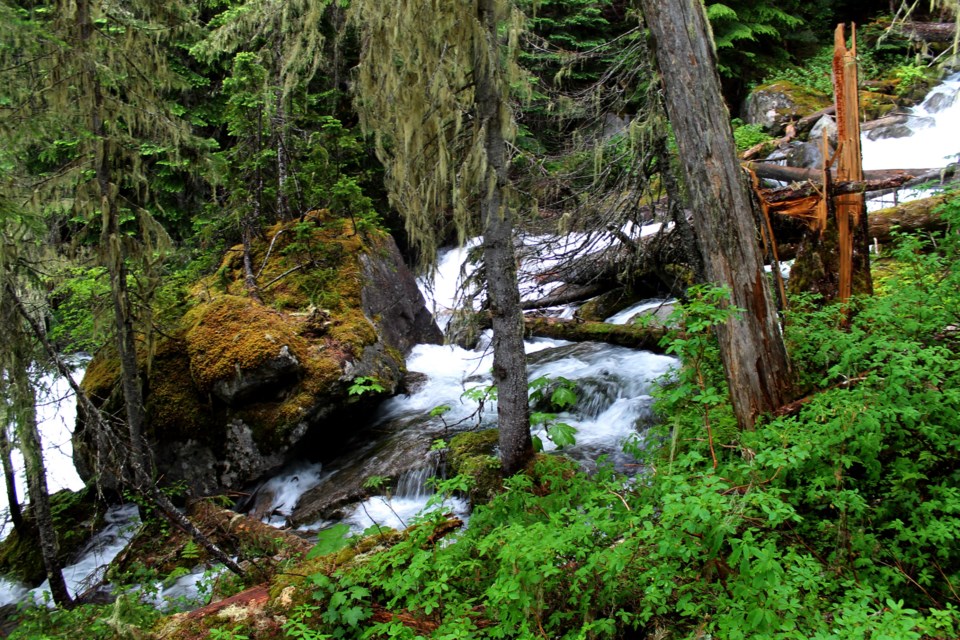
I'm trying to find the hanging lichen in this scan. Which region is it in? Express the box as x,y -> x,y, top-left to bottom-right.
349,0 -> 526,267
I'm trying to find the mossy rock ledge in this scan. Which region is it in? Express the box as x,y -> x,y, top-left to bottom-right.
741,81 -> 832,134
75,214 -> 442,495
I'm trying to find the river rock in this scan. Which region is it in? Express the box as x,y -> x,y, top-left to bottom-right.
808,114 -> 838,148
76,212 -> 442,495
866,115 -> 935,141
742,81 -> 831,134
765,140 -> 827,170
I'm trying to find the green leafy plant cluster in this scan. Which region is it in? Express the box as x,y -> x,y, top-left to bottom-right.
731,118 -> 774,152
286,194 -> 960,639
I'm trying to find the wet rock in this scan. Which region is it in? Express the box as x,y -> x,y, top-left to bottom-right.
211,345 -> 301,406
809,114 -> 838,148
921,86 -> 958,113
766,141 -> 827,170
742,81 -> 831,134
866,116 -> 935,141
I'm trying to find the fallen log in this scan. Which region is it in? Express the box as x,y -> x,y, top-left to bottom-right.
744,161 -> 927,185
189,500 -> 313,557
761,175 -> 916,204
868,194 -> 951,246
521,283 -> 610,310
523,317 -> 667,353
895,21 -> 957,43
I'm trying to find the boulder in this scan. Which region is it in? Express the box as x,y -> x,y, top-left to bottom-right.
765,141 -> 828,170
742,81 -> 831,134
865,115 -> 935,141
76,212 -> 442,496
808,114 -> 838,148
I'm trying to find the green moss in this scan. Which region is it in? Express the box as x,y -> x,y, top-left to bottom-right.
448,429 -> 502,506
0,487 -> 104,586
752,81 -> 831,128
146,337 -> 214,442
858,90 -> 898,120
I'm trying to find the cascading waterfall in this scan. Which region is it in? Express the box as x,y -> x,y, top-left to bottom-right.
863,71 -> 960,210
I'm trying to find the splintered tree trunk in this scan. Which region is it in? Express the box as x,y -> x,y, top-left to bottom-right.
640,0 -> 791,429
788,24 -> 873,301
477,0 -> 532,476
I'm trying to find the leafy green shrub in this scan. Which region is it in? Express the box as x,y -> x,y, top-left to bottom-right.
290,196 -> 960,638
732,118 -> 774,152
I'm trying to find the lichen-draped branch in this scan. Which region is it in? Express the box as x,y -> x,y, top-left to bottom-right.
349,0 -> 525,267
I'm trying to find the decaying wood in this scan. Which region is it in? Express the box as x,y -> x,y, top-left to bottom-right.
895,20 -> 957,42
743,161 -> 924,185
833,23 -> 870,302
521,283 -> 609,310
189,500 -> 313,557
869,194 -> 951,244
524,317 -> 667,353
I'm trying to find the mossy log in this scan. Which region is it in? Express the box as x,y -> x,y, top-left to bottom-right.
523,317 -> 667,353
868,195 -> 951,245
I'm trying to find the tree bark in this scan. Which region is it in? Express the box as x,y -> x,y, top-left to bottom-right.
73,0 -> 247,579
477,0 -> 532,476
9,364 -> 73,607
640,0 -> 792,429
0,411 -> 23,532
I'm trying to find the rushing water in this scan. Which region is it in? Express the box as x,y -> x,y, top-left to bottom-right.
863,71 -> 960,211
5,72 -> 960,611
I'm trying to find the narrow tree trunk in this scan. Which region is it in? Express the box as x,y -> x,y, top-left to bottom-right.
9,365 -> 73,607
477,0 -> 532,476
640,0 -> 792,429
0,418 -> 24,531
74,0 -> 246,579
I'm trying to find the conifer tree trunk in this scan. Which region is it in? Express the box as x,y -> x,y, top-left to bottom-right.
8,364 -> 73,607
70,0 -> 247,578
477,0 -> 532,476
0,417 -> 24,532
639,0 -> 791,429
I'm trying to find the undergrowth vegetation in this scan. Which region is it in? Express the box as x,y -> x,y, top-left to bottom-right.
282,196 -> 960,639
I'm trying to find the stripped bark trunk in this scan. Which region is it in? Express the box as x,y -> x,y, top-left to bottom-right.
477,0 -> 532,476
788,25 -> 874,301
833,24 -> 873,302
640,0 -> 792,429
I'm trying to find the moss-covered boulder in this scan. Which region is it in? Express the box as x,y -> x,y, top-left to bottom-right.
742,81 -> 832,134
76,213 -> 442,495
447,429 -> 502,506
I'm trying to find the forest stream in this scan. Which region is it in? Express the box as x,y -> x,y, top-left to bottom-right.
2,71 -> 959,612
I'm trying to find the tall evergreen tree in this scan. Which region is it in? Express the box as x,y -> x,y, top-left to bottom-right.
639,0 -> 792,429
351,0 -> 534,474
0,0 -> 245,576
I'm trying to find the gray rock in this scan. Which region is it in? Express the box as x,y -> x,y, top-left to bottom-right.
809,115 -> 838,148
220,419 -> 286,488
211,345 -> 301,406
360,237 -> 443,353
921,87 -> 958,113
742,82 -> 829,133
766,141 -> 827,170
866,116 -> 935,141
